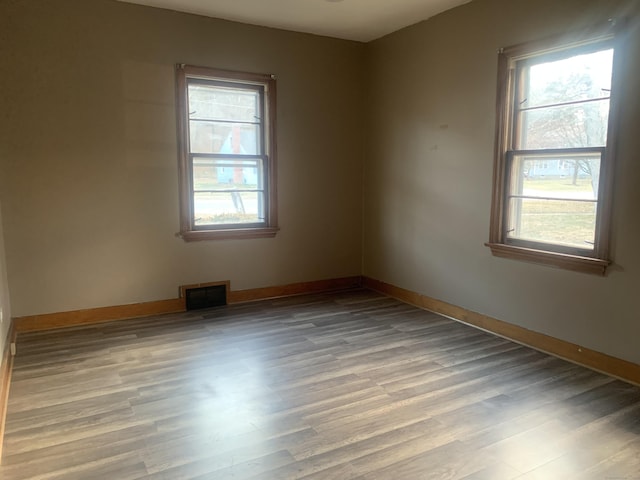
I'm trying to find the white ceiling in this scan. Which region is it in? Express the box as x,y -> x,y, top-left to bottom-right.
117,0 -> 472,42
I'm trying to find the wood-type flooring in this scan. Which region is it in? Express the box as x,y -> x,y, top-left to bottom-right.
1,290 -> 639,479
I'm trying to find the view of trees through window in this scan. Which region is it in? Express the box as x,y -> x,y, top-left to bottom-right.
506,47 -> 613,251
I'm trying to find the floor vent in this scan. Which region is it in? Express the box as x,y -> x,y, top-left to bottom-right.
184,284 -> 227,310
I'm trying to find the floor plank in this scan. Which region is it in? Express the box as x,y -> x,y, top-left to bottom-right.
1,289 -> 639,479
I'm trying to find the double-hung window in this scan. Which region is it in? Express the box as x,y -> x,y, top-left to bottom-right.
176,65 -> 278,241
488,25 -> 620,274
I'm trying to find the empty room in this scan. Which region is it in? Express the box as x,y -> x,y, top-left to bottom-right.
0,0 -> 639,478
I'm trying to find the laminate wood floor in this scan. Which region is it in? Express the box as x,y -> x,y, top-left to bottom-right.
2,290 -> 639,479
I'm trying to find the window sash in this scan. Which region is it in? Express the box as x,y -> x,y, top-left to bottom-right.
187,79 -> 265,155
503,148 -> 605,256
512,47 -> 613,151
189,154 -> 268,229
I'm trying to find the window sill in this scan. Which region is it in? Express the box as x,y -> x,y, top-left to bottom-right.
485,243 -> 609,275
181,227 -> 279,242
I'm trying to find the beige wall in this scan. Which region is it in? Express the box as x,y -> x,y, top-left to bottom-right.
0,202 -> 11,356
364,0 -> 640,364
0,0 -> 364,317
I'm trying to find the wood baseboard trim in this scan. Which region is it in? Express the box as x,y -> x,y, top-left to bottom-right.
227,276 -> 362,304
363,276 -> 640,386
0,320 -> 17,459
13,276 -> 363,333
14,298 -> 186,333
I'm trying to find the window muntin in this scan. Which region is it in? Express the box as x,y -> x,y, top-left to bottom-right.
176,65 -> 278,240
488,28 -> 619,274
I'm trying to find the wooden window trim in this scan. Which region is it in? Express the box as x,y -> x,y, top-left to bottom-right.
485,243 -> 609,275
176,65 -> 278,241
487,22 -> 624,275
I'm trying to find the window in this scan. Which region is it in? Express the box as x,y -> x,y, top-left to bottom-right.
487,24 -> 621,274
176,65 -> 278,241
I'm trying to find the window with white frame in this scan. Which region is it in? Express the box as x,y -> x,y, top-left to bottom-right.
487,24 -> 621,274
176,65 -> 278,241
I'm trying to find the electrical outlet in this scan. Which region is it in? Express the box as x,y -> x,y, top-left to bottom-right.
10,342 -> 16,356
0,307 -> 3,323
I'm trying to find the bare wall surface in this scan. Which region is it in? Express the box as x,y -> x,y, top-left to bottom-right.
0,0 -> 365,317
364,0 -> 640,364
0,203 -> 11,355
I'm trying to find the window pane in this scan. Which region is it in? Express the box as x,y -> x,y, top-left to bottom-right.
194,191 -> 265,226
188,84 -> 259,123
507,197 -> 596,249
518,100 -> 609,149
522,49 -> 613,109
507,152 -> 601,250
510,153 -> 601,201
192,157 -> 262,191
192,156 -> 264,226
189,121 -> 260,154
